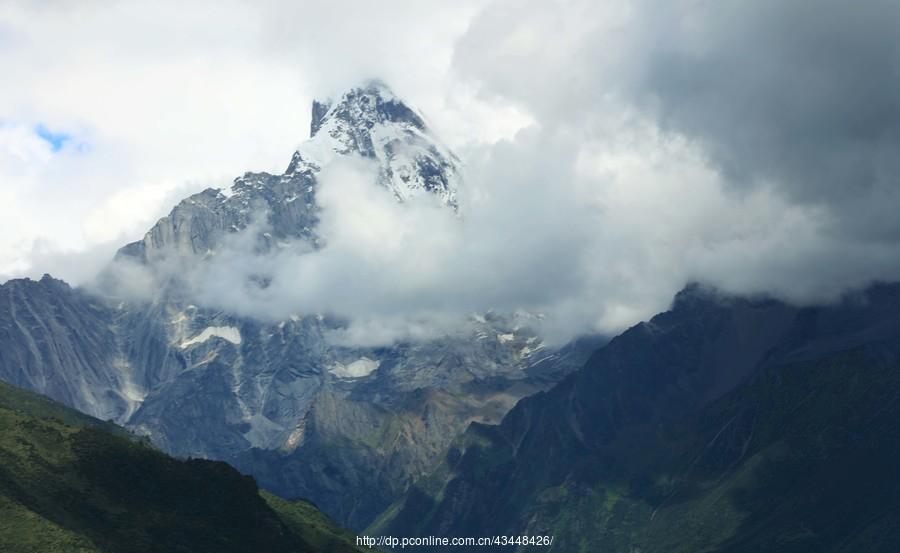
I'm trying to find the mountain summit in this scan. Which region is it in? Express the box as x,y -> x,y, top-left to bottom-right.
309,80 -> 426,139
117,80 -> 460,262
288,80 -> 460,207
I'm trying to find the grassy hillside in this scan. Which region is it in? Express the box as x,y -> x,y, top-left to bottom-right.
262,492 -> 365,552
0,379 -> 363,553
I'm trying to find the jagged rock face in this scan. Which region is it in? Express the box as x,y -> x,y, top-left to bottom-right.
223,329 -> 603,529
0,276 -> 132,421
378,284 -> 900,552
0,279 -> 593,528
118,80 -> 459,263
108,297 -> 597,527
289,80 -> 460,208
117,167 -> 319,263
0,82 -> 592,530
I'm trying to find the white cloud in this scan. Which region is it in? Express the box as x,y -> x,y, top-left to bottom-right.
166,125 -> 822,345
5,0 -> 900,346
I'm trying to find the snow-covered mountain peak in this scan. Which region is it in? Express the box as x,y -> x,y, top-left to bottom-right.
287,81 -> 461,208
309,80 -> 425,139
117,80 -> 460,262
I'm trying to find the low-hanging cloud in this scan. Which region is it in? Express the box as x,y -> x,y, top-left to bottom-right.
184,151 -> 597,344
123,123 -> 848,346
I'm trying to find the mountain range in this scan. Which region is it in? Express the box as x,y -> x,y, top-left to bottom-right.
2,80 -> 899,552
0,81 -> 599,530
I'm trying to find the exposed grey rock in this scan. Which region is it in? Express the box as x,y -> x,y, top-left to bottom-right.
117,80 -> 459,265
0,275 -> 130,421
310,99 -> 332,137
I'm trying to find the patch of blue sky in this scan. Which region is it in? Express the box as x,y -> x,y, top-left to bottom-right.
34,124 -> 73,152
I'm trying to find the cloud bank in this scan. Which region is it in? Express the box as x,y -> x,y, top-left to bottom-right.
6,0 -> 900,345
450,0 -> 900,306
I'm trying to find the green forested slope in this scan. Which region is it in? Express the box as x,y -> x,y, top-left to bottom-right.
0,379 -> 362,553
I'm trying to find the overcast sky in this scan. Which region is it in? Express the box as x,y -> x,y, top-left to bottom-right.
3,0 -> 900,342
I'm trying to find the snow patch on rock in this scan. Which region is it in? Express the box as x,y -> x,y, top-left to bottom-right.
328,357 -> 380,379
181,326 -> 242,348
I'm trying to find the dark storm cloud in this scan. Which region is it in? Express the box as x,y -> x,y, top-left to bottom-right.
447,0 -> 900,311
627,0 -> 900,239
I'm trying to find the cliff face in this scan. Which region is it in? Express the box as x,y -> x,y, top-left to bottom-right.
0,275 -> 126,420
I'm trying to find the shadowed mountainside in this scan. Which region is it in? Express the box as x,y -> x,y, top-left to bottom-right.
375,284 -> 900,552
